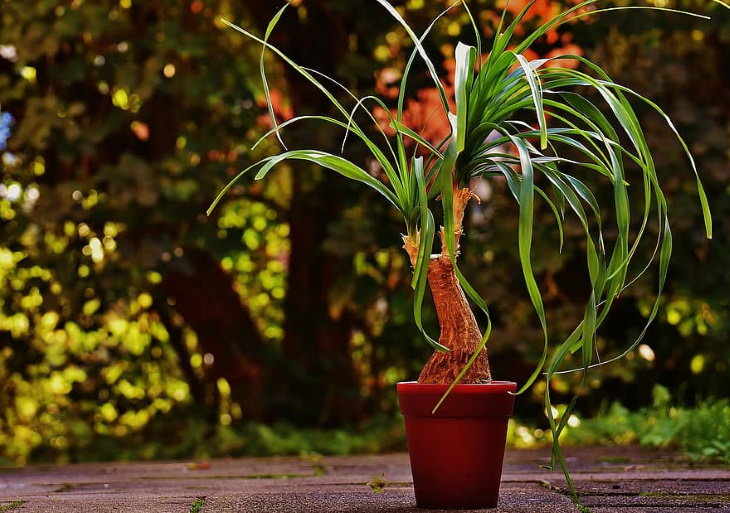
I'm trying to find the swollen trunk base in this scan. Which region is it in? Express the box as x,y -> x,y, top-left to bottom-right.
418,256 -> 491,384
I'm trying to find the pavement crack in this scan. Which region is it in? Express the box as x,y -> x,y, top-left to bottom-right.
538,480 -> 592,513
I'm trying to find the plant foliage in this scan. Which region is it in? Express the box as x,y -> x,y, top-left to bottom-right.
214,0 -> 714,490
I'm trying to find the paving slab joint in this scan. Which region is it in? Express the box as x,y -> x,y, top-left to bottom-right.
538,479 -> 592,513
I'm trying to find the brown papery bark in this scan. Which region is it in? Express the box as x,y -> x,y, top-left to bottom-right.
404,188 -> 492,384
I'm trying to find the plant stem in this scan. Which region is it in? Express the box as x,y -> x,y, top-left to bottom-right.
404,187 -> 491,384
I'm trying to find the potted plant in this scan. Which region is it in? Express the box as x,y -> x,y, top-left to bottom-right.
209,0 -> 712,509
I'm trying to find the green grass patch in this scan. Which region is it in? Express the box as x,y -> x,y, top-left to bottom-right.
0,500 -> 26,513
189,497 -> 205,513
564,385 -> 730,465
595,456 -> 631,464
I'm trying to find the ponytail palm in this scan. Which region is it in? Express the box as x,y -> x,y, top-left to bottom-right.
211,0 -> 713,490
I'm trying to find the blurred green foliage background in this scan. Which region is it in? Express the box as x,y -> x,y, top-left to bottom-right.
0,0 -> 727,465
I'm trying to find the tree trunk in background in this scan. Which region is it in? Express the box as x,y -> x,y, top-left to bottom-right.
162,247 -> 267,419
248,0 -> 363,425
274,174 -> 362,424
136,80 -> 270,418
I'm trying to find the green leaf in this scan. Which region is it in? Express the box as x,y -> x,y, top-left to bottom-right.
535,185 -> 565,252
390,119 -> 444,158
454,42 -> 476,153
581,291 -> 597,368
259,3 -> 290,150
513,53 -> 547,149
254,150 -> 399,209
603,81 -> 712,239
220,19 -> 365,143
460,0 -> 482,62
412,157 -> 447,352
374,0 -> 449,114
397,3 -> 456,124
440,117 -> 458,262
509,135 -> 549,395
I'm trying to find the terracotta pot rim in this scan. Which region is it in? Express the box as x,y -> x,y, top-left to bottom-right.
397,380 -> 516,394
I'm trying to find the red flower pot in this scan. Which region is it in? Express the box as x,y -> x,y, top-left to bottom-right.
397,381 -> 517,509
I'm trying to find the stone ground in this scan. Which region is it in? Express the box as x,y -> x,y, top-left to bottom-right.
0,446 -> 728,512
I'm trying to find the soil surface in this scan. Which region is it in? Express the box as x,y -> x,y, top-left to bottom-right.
0,446 -> 727,512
